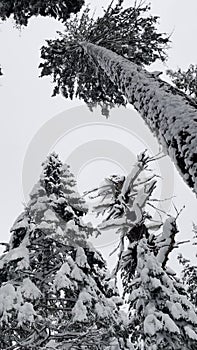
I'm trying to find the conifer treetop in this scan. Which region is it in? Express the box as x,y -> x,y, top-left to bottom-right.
39,0 -> 169,116
0,153 -> 130,349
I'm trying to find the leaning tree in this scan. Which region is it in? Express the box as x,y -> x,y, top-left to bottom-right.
38,0 -> 197,197
0,1 -> 196,195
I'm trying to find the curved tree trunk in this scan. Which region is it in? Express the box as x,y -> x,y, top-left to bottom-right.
81,42 -> 197,196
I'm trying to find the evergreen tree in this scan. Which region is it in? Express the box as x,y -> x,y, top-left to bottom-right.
90,152 -> 197,349
0,153 -> 130,350
0,0 -> 84,26
38,1 -> 197,196
1,0 -> 197,195
39,1 -> 169,117
125,225 -> 197,350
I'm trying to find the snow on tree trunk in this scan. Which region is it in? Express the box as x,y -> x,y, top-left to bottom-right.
80,42 -> 197,196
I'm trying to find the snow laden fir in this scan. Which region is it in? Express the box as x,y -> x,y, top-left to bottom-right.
0,154 -> 129,349
0,152 -> 197,349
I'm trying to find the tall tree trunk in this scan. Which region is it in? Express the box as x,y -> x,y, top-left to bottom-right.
81,42 -> 197,196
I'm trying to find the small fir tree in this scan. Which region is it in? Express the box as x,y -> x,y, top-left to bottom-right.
0,153 -> 130,350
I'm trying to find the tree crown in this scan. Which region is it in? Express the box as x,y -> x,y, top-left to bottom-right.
39,0 -> 170,116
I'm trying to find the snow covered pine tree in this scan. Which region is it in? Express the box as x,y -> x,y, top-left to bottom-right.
0,153 -> 130,350
89,151 -> 197,349
39,0 -> 197,196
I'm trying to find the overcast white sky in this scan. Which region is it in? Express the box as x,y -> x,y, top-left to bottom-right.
0,1 -> 197,270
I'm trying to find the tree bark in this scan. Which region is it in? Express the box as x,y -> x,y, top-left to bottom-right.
81,42 -> 197,196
